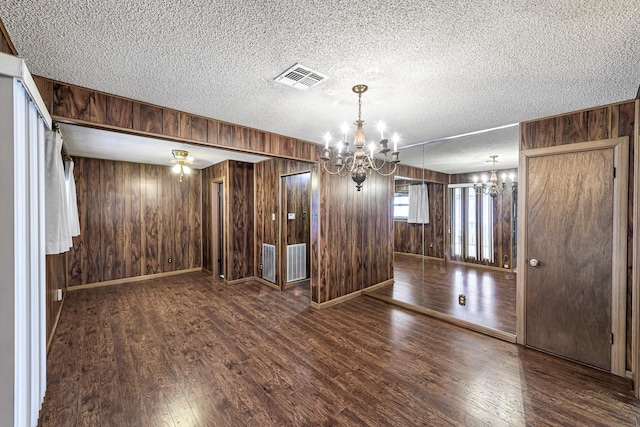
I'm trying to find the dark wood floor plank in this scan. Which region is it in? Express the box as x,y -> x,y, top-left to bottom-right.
40,272 -> 639,426
369,253 -> 517,333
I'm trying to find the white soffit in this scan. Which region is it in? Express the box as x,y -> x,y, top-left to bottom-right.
59,123 -> 268,168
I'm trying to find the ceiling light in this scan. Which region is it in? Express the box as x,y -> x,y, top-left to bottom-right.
320,84 -> 400,191
471,155 -> 516,198
170,149 -> 193,182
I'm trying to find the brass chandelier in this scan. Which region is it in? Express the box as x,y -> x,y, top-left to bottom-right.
320,84 -> 400,191
472,155 -> 516,198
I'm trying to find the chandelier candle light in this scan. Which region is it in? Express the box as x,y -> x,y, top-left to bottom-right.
472,155 -> 516,198
320,84 -> 400,191
170,149 -> 193,182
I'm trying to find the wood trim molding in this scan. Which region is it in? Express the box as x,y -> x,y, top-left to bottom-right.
365,292 -> 517,343
520,100 -> 637,125
393,251 -> 446,262
633,99 -> 640,397
226,277 -> 257,285
254,277 -> 281,290
67,267 -> 202,291
46,296 -> 65,354
34,76 -> 321,163
448,259 -> 514,272
517,136 -> 629,376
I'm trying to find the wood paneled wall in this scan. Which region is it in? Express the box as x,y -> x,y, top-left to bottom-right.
448,169 -> 517,268
254,158 -> 313,286
45,253 -> 66,350
68,157 -> 202,287
32,77 -> 321,163
393,180 -> 445,258
228,160 -> 255,281
396,163 -> 448,184
520,100 -> 636,370
0,18 -> 17,55
311,165 -> 394,304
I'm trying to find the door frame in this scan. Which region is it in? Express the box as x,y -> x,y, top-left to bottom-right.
516,136 -> 629,376
211,178 -> 225,279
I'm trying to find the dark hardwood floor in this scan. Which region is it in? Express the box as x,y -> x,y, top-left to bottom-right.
367,253 -> 517,335
40,271 -> 639,426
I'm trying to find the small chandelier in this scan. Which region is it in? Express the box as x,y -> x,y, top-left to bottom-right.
320,84 -> 400,191
472,155 -> 516,198
170,149 -> 193,182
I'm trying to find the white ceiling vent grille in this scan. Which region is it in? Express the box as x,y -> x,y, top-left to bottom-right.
274,63 -> 328,90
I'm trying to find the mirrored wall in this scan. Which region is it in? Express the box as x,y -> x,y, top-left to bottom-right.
366,127 -> 519,340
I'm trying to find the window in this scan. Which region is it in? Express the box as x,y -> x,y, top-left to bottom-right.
452,187 -> 462,256
450,186 -> 495,263
393,191 -> 409,219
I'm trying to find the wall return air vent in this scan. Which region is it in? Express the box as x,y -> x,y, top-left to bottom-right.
274,63 -> 328,90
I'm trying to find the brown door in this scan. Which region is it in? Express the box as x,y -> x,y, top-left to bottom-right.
281,173 -> 311,287
525,148 -> 614,370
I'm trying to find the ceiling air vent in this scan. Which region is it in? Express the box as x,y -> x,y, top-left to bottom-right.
274,63 -> 328,90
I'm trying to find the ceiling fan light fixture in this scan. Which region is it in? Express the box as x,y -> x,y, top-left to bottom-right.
170,149 -> 194,182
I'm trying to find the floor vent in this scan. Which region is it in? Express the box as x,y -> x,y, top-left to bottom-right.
262,244 -> 276,283
274,63 -> 328,90
287,243 -> 306,282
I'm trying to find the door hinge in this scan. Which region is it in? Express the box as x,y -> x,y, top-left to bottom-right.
613,167 -> 616,179
611,333 -> 614,345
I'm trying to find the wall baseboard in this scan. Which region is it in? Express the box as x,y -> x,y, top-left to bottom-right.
254,277 -> 281,290
46,295 -> 65,355
312,278 -> 395,309
67,268 -> 203,291
227,276 -> 260,286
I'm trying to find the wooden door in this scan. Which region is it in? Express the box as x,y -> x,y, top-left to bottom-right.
281,173 -> 311,287
525,148 -> 614,370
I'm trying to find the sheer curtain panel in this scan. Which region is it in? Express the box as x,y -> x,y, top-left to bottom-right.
407,183 -> 430,224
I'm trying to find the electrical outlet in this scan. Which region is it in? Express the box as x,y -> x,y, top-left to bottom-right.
54,289 -> 62,302
168,258 -> 172,263
259,263 -> 263,270
458,294 -> 466,306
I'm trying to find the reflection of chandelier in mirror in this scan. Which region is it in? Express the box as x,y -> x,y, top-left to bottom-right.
472,155 -> 517,198
170,149 -> 193,182
320,84 -> 400,191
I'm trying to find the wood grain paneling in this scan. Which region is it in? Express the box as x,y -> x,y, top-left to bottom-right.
191,116 -> 208,142
106,97 -> 133,129
395,163 -> 447,184
33,76 -> 54,113
68,157 -> 202,287
228,161 -> 254,280
163,109 -> 180,137
133,103 -> 163,134
313,164 -> 394,304
53,84 -> 91,121
521,100 -> 636,371
37,76 -> 321,162
0,18 -> 18,55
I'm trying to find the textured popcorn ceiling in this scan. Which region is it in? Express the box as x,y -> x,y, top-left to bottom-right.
2,1 -> 639,173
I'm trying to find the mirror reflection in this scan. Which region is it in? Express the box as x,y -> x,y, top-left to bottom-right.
366,126 -> 519,339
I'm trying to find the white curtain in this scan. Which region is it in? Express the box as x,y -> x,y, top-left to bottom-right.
65,159 -> 80,237
44,129 -> 73,254
407,183 -> 430,224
